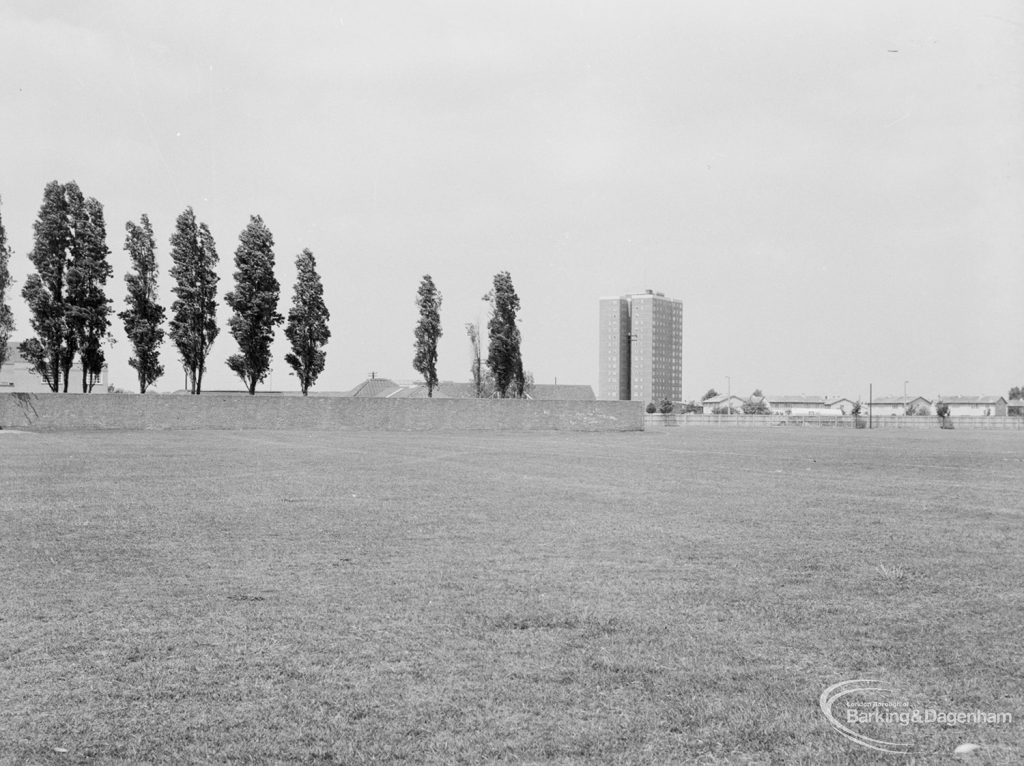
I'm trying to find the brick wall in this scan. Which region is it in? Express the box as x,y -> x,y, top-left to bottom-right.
0,393 -> 643,432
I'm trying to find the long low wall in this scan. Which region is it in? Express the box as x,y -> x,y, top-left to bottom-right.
644,413 -> 1024,430
0,393 -> 643,432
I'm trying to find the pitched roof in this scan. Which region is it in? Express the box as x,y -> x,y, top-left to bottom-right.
427,381 -> 596,400
338,379 -> 595,400
382,385 -> 452,399
767,395 -> 828,405
342,378 -> 400,397
938,395 -> 1006,405
871,396 -> 932,405
702,394 -> 744,404
527,384 -> 595,401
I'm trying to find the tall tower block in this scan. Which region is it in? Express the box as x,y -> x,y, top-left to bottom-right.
598,290 -> 683,403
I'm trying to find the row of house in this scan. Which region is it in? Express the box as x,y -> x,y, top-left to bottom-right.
700,392 -> 1020,417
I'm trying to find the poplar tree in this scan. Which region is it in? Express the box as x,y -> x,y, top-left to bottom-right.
483,271 -> 525,398
21,181 -> 109,392
465,322 -> 484,397
120,214 -> 166,392
168,207 -> 219,394
0,197 -> 13,371
20,182 -> 75,390
412,275 -> 442,396
224,215 -> 282,394
67,196 -> 114,392
284,249 -> 331,396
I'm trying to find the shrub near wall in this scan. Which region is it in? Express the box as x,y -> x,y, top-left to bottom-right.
0,393 -> 643,432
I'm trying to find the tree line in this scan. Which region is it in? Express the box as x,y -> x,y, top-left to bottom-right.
0,181 -> 330,395
1,181 -> 528,398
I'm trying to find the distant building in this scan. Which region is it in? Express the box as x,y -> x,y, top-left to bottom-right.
768,395 -> 829,413
701,394 -> 746,414
938,395 -> 1007,417
598,290 -> 683,404
1008,399 -> 1024,416
826,397 -> 857,414
0,341 -> 109,393
870,396 -> 933,417
340,378 -> 595,401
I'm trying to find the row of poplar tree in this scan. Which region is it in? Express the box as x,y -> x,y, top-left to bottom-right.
0,181 -> 529,397
0,180 -> 330,395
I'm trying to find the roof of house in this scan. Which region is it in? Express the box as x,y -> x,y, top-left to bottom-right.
938,395 -> 1006,405
381,385 -> 453,399
340,379 -> 595,400
436,381 -> 595,400
528,384 -> 596,401
871,396 -> 932,405
341,377 -> 401,397
702,394 -> 745,405
2,340 -> 108,372
1008,399 -> 1024,407
767,395 -> 828,405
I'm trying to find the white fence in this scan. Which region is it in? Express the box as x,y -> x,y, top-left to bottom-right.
644,413 -> 1024,430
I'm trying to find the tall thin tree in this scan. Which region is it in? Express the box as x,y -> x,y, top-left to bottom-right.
465,322 -> 484,397
67,196 -> 113,392
168,207 -> 220,394
0,197 -> 14,371
120,214 -> 166,393
284,249 -> 331,396
225,215 -> 283,394
483,271 -> 525,398
412,275 -> 442,396
20,180 -> 98,392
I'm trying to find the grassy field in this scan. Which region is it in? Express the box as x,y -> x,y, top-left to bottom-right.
1,426 -> 1021,764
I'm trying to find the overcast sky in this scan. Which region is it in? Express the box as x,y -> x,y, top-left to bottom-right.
2,1 -> 1022,399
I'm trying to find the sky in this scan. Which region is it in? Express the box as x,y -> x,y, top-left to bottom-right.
1,1 -> 1022,400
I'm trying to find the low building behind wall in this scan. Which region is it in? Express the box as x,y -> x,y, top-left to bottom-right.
939,395 -> 1008,417
0,393 -> 643,432
1,342 -> 109,393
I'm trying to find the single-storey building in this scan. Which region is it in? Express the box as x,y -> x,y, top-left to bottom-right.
767,395 -> 828,414
1,341 -> 110,393
937,395 -> 1007,417
701,394 -> 746,414
340,377 -> 595,401
868,396 -> 932,417
825,397 -> 857,414
1008,399 -> 1024,416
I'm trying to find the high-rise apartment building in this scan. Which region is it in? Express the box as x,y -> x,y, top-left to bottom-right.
598,290 -> 683,403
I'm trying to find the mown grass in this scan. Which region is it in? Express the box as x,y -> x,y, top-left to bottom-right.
1,427 -> 1021,764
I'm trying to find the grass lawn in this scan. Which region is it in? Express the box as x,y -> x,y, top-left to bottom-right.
1,426 -> 1022,764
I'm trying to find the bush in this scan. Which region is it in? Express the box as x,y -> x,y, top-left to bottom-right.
742,398 -> 770,415
658,398 -> 674,414
936,402 -> 950,418
645,402 -> 657,414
